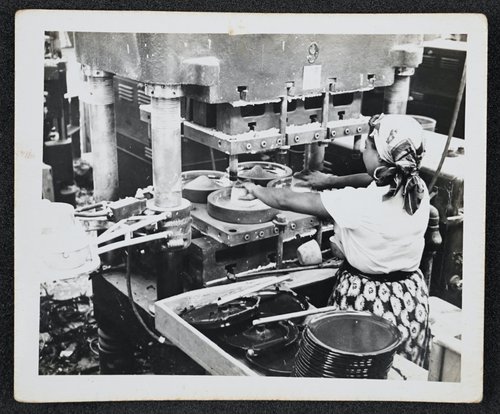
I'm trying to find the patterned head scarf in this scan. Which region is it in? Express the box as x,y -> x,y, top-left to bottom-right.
368,114 -> 426,215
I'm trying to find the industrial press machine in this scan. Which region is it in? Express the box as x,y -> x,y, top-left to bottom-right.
69,33 -> 463,374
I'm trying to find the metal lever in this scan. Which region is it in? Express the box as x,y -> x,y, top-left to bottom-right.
216,275 -> 291,307
252,305 -> 337,326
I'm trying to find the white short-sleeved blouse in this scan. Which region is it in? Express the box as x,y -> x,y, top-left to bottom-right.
320,181 -> 430,274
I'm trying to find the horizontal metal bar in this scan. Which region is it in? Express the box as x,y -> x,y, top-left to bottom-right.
183,119 -> 370,156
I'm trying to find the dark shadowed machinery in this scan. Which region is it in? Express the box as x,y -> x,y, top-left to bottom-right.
68,32 -> 463,376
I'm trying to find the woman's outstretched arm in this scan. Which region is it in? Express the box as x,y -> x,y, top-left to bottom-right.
242,183 -> 331,220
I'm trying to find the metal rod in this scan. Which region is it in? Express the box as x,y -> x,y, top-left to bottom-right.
79,98 -> 88,154
315,220 -> 324,246
252,306 -> 338,326
97,230 -> 173,255
279,96 -> 288,137
96,212 -> 168,245
321,91 -> 329,129
216,275 -> 291,306
428,60 -> 467,190
274,214 -> 287,269
307,91 -> 329,171
276,233 -> 284,269
234,262 -> 339,279
277,96 -> 289,165
209,147 -> 217,170
228,154 -> 239,182
151,96 -> 182,208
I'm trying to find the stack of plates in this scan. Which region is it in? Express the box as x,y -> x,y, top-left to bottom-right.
293,311 -> 402,379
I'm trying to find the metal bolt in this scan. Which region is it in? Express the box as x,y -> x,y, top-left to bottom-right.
274,227 -> 279,234
246,143 -> 252,150
244,234 -> 250,241
331,130 -> 336,137
314,132 -> 320,140
294,136 -> 300,143
259,231 -> 265,238
277,138 -> 283,145
357,126 -> 362,133
218,140 -> 222,147
274,213 -> 287,224
344,128 -> 350,135
261,141 -> 267,148
290,223 -> 296,230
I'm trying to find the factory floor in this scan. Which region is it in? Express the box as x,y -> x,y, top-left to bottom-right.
39,274 -> 154,375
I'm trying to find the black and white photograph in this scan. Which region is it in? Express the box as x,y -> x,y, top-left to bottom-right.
13,11 -> 486,402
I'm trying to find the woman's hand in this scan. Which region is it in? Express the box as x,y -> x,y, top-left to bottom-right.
239,182 -> 258,200
294,170 -> 337,189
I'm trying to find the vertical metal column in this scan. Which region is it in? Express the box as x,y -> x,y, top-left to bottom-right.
228,155 -> 239,182
383,67 -> 414,114
146,85 -> 183,209
276,96 -> 289,166
308,91 -> 330,171
83,67 -> 119,201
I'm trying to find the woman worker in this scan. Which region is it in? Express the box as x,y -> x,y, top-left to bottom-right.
241,114 -> 431,367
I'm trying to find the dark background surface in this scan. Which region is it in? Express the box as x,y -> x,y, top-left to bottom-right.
1,0 -> 499,413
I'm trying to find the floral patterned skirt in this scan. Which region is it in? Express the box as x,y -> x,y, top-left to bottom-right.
327,265 -> 430,367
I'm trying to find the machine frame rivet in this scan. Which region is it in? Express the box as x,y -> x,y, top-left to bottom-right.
244,234 -> 250,241
314,132 -> 320,140
294,136 -> 300,143
331,130 -> 336,137
356,126 -> 362,133
261,141 -> 267,148
290,223 -> 296,230
344,128 -> 350,135
246,143 -> 252,150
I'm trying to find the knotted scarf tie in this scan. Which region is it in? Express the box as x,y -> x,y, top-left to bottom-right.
369,114 -> 427,215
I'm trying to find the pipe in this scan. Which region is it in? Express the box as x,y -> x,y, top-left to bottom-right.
151,96 -> 182,208
428,60 -> 467,190
85,70 -> 119,201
